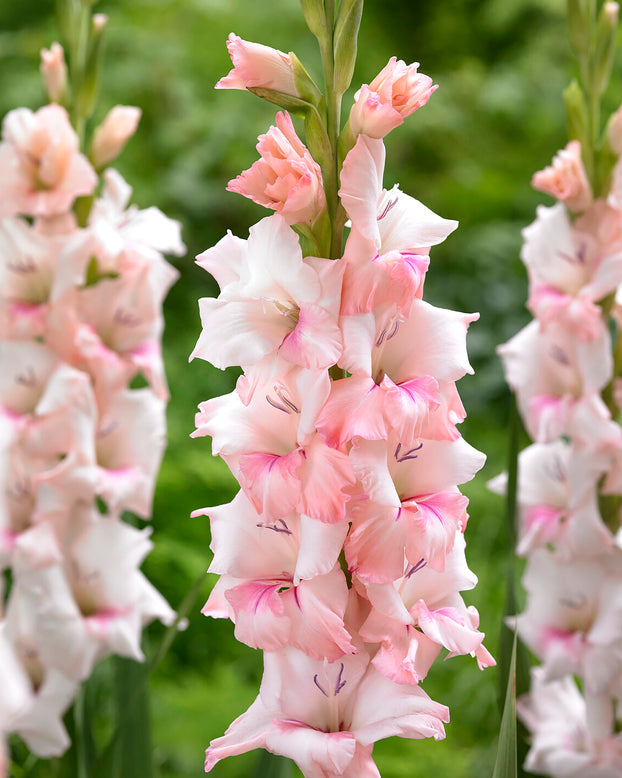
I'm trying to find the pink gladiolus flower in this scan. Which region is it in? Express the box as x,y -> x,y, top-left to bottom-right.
3,602 -> 77,758
517,549 -> 622,693
350,58 -> 437,139
216,33 -> 297,95
521,203 -> 622,340
190,215 -> 343,371
488,441 -> 615,558
13,517 -> 174,683
340,136 -> 457,255
357,533 -> 493,684
0,105 -> 97,218
531,141 -> 593,212
193,368 -> 356,524
319,299 -> 477,447
88,168 -> 186,264
518,669 -> 622,778
498,320 -> 617,444
205,646 -> 449,776
345,435 -> 484,581
228,111 -> 325,224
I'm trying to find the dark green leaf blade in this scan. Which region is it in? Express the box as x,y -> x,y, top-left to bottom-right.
492,631 -> 518,778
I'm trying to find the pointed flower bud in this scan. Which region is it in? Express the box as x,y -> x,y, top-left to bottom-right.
90,105 -> 141,169
75,13 -> 108,122
349,57 -> 437,139
593,1 -> 619,97
216,33 -> 298,96
40,42 -> 67,104
564,79 -> 589,150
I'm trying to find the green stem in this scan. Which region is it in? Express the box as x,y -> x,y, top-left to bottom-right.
69,0 -> 91,145
318,0 -> 346,259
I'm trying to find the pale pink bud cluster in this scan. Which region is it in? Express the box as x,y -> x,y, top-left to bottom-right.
192,56 -> 492,776
493,138 -> 622,775
0,87 -> 185,762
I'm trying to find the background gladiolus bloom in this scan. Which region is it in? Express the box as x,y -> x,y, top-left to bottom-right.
531,141 -> 592,212
0,105 -> 97,217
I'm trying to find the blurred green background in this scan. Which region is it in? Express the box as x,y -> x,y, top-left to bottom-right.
1,0 -> 615,775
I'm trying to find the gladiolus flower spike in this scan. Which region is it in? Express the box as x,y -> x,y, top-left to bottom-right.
194,4 -> 493,776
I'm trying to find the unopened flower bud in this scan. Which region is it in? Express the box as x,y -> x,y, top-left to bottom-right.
40,42 -> 67,104
90,106 -> 141,169
563,79 -> 588,149
349,58 -> 437,139
216,33 -> 298,95
593,1 -> 618,97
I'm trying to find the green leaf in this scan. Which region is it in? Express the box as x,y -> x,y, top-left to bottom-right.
250,750 -> 295,778
492,632 -> 517,778
74,685 -> 97,778
113,657 -> 153,778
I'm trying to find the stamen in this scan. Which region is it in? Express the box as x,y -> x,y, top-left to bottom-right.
559,593 -> 587,609
545,455 -> 566,483
275,385 -> 300,413
15,366 -> 36,387
6,256 -> 36,274
255,519 -> 292,535
113,308 -> 142,327
556,247 -> 585,265
7,478 -> 30,501
266,383 -> 300,414
376,318 -> 400,347
548,344 -> 570,366
405,558 -> 427,577
313,675 -> 329,697
378,196 -> 399,221
386,319 -> 400,341
577,244 -> 587,263
98,421 -> 119,438
266,394 -> 290,413
334,663 -> 346,695
394,441 -> 424,462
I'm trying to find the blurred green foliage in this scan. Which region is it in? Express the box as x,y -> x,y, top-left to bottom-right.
2,0 -> 620,775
